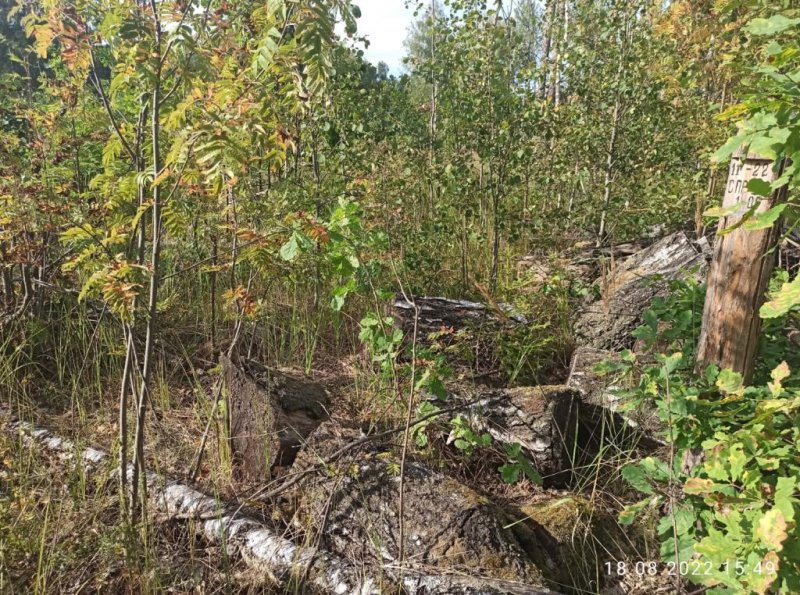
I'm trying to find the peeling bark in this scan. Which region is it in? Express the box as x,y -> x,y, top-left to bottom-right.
3,415 -> 563,595
3,415 -> 376,594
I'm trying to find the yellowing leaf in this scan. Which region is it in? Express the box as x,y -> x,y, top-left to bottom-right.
33,24 -> 56,59
755,509 -> 788,550
684,477 -> 715,495
742,204 -> 787,231
768,361 -> 790,395
153,167 -> 172,187
716,369 -> 744,395
760,274 -> 800,318
704,201 -> 747,219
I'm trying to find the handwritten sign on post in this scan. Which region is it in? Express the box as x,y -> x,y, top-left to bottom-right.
722,150 -> 777,218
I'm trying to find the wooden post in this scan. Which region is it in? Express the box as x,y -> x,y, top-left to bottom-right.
695,150 -> 788,382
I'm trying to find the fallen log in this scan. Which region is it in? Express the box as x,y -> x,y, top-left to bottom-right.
573,232 -> 711,350
392,296 -> 528,383
450,386 -> 582,484
291,422 -> 563,593
223,356 -> 329,480
3,414 -> 562,595
566,347 -> 664,449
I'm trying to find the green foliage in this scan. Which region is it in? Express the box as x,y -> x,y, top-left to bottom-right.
358,313 -> 403,372
603,271 -> 800,592
499,442 -> 543,485
631,278 -> 705,355
712,4 -> 800,318
448,414 -> 491,455
629,276 -> 800,386
618,356 -> 800,593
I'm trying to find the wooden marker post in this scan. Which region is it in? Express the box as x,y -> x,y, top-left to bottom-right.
695,150 -> 788,382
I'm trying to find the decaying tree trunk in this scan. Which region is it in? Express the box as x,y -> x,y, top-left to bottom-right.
3,414 -> 562,595
392,296 -> 527,382
696,152 -> 788,382
223,356 -> 329,479
573,232 -> 711,350
451,385 -> 582,483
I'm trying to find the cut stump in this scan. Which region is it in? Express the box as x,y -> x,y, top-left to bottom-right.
222,356 -> 328,480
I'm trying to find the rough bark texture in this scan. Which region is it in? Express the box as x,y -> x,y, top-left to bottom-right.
573,232 -> 711,350
222,356 -> 328,480
567,347 -> 663,445
392,296 -> 527,382
451,386 -> 581,483
566,347 -> 624,409
291,422 -> 556,592
4,414 -> 562,594
695,154 -> 787,382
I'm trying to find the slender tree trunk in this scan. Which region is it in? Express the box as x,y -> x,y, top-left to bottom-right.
0,241 -> 13,309
210,231 -> 218,351
539,0 -> 557,99
20,260 -> 33,310
131,3 -> 163,517
119,100 -> 149,520
490,189 -> 500,294
597,96 -> 621,246
554,0 -> 568,107
118,327 -> 134,519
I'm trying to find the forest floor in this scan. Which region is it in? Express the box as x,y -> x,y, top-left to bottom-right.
2,233 -> 720,595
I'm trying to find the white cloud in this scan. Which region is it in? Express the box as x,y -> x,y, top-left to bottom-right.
345,0 -> 417,73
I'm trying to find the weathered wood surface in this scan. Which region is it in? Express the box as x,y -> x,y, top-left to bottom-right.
4,414 -> 562,594
695,153 -> 788,381
292,421 -> 563,594
452,385 -> 581,483
222,356 -> 328,480
573,232 -> 711,350
392,296 -> 527,382
393,296 -> 527,329
567,347 -> 664,447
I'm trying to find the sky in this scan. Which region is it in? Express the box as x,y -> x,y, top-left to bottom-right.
346,0 -> 417,73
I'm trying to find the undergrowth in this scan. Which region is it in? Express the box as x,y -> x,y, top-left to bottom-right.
601,273 -> 800,594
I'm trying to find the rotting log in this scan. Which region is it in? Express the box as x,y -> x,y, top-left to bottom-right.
392,296 -> 527,383
567,347 -> 664,449
2,414 -> 563,595
223,356 -> 328,480
292,422 -> 563,594
454,386 -> 582,484
696,152 -> 788,382
573,232 -> 711,350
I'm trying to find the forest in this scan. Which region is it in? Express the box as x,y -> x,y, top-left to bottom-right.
1,0 -> 800,593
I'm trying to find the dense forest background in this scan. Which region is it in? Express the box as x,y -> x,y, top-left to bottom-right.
2,0 -> 800,593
